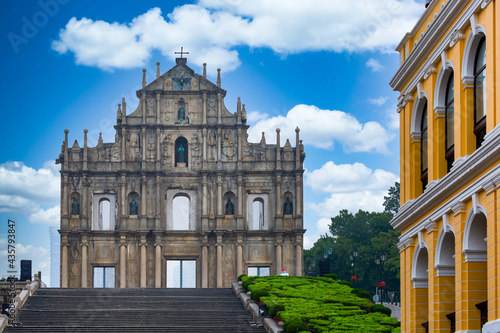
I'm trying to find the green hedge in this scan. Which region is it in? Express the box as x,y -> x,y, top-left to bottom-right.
240,275 -> 399,332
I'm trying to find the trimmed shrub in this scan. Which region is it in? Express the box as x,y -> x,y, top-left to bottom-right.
251,289 -> 270,302
337,280 -> 352,287
284,319 -> 309,333
267,303 -> 285,317
370,304 -> 392,317
324,273 -> 338,280
351,288 -> 371,300
237,274 -> 246,281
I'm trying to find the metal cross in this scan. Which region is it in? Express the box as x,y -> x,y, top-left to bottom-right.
175,47 -> 189,58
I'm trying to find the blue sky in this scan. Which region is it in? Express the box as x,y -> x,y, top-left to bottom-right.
0,0 -> 426,286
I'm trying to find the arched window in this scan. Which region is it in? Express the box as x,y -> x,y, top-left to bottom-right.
247,194 -> 268,230
420,103 -> 428,191
445,73 -> 454,172
175,137 -> 188,167
252,198 -> 264,230
99,199 -> 111,230
173,194 -> 190,230
474,37 -> 486,148
92,193 -> 116,230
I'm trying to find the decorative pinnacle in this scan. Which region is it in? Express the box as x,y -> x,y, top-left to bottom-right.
117,104 -> 122,119
203,63 -> 207,78
83,129 -> 88,134
64,129 -> 69,134
217,68 -> 221,87
156,62 -> 160,78
295,127 -> 300,133
276,128 -> 281,133
142,69 -> 146,88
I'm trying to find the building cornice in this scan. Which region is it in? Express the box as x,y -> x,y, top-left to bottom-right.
390,0 -> 485,94
391,124 -> 500,232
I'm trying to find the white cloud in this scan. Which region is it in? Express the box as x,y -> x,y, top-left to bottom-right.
308,191 -> 389,219
303,218 -> 333,249
386,106 -> 400,130
29,206 -> 60,226
368,96 -> 388,106
52,1 -> 423,71
366,58 -> 384,72
248,104 -> 393,154
305,161 -> 397,194
0,162 -> 60,215
304,161 -> 399,224
246,110 -> 268,123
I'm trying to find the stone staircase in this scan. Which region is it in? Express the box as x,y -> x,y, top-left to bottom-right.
4,288 -> 267,332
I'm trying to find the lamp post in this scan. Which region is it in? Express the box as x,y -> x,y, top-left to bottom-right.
375,251 -> 388,304
349,248 -> 358,285
319,247 -> 333,276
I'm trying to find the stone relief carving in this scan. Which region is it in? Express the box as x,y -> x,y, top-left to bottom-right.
222,130 -> 236,161
146,133 -> 155,160
208,130 -> 216,161
147,96 -> 156,116
207,97 -> 216,118
162,134 -> 172,167
128,132 -> 140,161
161,99 -> 172,124
111,142 -> 121,162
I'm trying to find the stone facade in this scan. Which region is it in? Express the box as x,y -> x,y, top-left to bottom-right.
56,58 -> 305,288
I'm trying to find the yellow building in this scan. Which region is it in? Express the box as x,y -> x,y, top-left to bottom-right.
390,0 -> 500,332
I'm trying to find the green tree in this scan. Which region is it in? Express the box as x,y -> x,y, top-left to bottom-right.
383,182 -> 400,218
304,183 -> 401,296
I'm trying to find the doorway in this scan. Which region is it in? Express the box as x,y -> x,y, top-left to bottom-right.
166,260 -> 196,288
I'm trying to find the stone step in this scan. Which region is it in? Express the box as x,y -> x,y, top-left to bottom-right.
4,288 -> 266,333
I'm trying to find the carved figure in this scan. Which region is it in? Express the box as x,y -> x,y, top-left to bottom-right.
178,144 -> 186,164
284,197 -> 293,215
71,197 -> 80,215
178,107 -> 185,124
130,198 -> 138,215
225,198 -> 234,215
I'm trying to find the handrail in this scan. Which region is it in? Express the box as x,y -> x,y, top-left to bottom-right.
0,275 -> 41,333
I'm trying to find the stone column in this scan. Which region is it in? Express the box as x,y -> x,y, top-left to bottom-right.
202,244 -> 208,288
142,92 -> 146,123
62,176 -> 69,217
121,175 -> 127,217
121,128 -> 127,169
82,176 -> 88,229
295,174 -> 302,217
81,243 -> 88,287
155,242 -> 162,288
156,129 -> 161,170
276,128 -> 281,170
61,235 -> 69,288
295,243 -> 302,276
276,244 -> 282,275
216,175 -> 222,217
217,93 -> 222,124
202,93 -> 207,124
156,93 -> 161,124
237,128 -> 242,170
120,243 -> 127,288
155,175 -> 161,229
217,243 -> 223,288
237,175 -> 244,230
237,244 -> 243,277
141,128 -> 146,163
202,174 -> 208,230
140,240 -> 147,288
202,128 -> 207,162
141,177 -> 147,229
217,128 -> 222,168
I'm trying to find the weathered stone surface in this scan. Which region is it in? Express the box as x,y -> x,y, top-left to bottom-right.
57,58 -> 306,288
